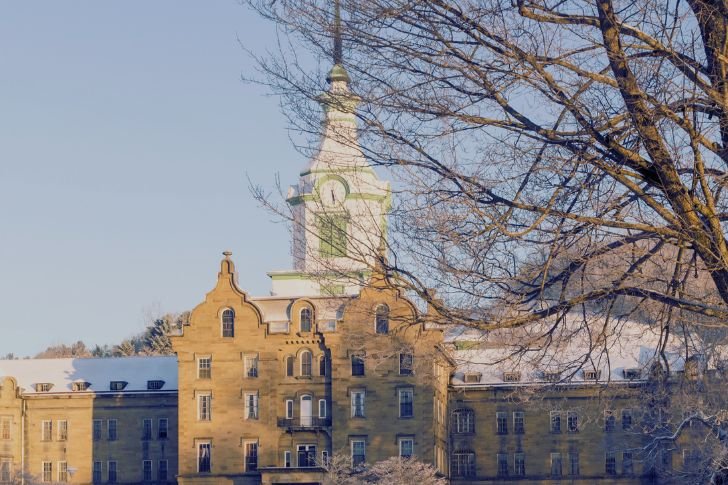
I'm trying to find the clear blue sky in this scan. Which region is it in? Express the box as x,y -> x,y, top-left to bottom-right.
0,1 -> 306,356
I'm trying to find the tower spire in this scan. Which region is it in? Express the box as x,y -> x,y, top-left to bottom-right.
333,0 -> 342,65
327,0 -> 350,84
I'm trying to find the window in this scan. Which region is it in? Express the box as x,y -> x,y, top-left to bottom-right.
623,368 -> 641,380
222,309 -> 234,337
58,462 -> 69,483
514,453 -> 525,476
108,419 -> 117,441
605,451 -> 616,475
198,442 -> 211,472
399,389 -> 414,418
110,381 -> 127,391
319,215 -> 347,257
57,420 -> 68,441
622,409 -> 633,430
584,370 -> 600,380
375,304 -> 389,334
319,355 -> 327,376
351,354 -> 365,376
567,411 -> 578,432
544,371 -> 561,382
300,308 -> 312,332
451,452 -> 475,477
399,352 -> 413,375
198,357 -> 211,379
158,460 -> 168,481
158,418 -> 168,439
0,417 -> 9,440
147,380 -> 165,390
503,372 -> 521,382
244,355 -> 258,378
35,383 -> 53,392
351,390 -> 365,417
93,419 -> 102,441
623,451 -> 634,474
142,460 -> 152,482
351,440 -> 366,466
198,393 -> 212,421
497,453 -> 508,477
605,410 -> 616,432
41,420 -> 52,441
301,351 -> 312,377
244,442 -> 258,471
399,438 -> 414,458
319,399 -> 327,418
244,393 -> 259,420
286,399 -> 294,419
142,418 -> 152,440
298,444 -> 317,467
107,461 -> 117,484
0,458 -> 11,483
496,412 -> 508,434
284,450 -> 291,468
453,409 -> 475,434
93,461 -> 102,483
322,450 -> 330,467
285,356 -> 294,377
463,372 -> 482,383
569,452 -> 579,476
550,453 -> 562,477
513,412 -> 524,434
550,411 -> 561,433
72,381 -> 90,391
42,462 -> 52,482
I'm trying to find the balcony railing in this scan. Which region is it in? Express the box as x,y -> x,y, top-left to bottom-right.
277,417 -> 332,429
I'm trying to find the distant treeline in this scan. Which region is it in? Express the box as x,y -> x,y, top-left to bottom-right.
2,312 -> 189,360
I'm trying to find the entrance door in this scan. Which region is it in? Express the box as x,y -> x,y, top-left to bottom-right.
300,395 -> 313,426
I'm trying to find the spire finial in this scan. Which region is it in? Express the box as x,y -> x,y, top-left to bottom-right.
333,0 -> 342,65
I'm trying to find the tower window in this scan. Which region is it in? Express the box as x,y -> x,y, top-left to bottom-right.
375,305 -> 389,334
300,308 -> 312,332
222,309 -> 234,338
318,215 -> 347,258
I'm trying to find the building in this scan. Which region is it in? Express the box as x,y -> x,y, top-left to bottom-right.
1,30 -> 726,485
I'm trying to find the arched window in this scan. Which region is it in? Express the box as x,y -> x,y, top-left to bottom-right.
300,308 -> 312,333
301,351 -> 312,377
222,309 -> 235,338
285,356 -> 295,377
375,304 -> 389,334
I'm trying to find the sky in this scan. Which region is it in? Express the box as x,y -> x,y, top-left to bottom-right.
0,1 -> 312,356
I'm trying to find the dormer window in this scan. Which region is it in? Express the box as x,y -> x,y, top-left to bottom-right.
222,309 -> 235,338
623,368 -> 641,380
35,383 -> 53,392
300,308 -> 312,333
463,372 -> 482,384
110,381 -> 128,391
375,304 -> 389,334
584,370 -> 601,381
503,372 -> 521,383
543,371 -> 561,383
147,380 -> 165,390
72,381 -> 91,392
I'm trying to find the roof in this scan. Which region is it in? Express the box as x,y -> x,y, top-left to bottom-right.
0,356 -> 178,395
448,316 -> 727,387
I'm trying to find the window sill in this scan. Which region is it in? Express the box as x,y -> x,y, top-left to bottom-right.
399,415 -> 414,419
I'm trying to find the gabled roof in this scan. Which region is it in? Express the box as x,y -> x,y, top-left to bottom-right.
0,356 -> 178,395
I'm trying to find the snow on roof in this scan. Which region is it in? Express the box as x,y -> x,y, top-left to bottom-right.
448,315 -> 725,387
0,356 -> 178,395
251,295 -> 348,323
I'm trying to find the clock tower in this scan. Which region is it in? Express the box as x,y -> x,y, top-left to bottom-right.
267,63 -> 390,297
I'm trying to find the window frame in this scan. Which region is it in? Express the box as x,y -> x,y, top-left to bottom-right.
351,440 -> 366,466
300,350 -> 312,377
375,304 -> 389,334
351,389 -> 365,418
197,441 -> 212,473
451,451 -> 475,478
197,356 -> 212,380
107,419 -> 117,441
0,416 -> 10,440
567,410 -> 579,432
318,399 -> 327,419
221,308 -> 235,338
351,353 -> 365,376
158,418 -> 168,440
622,409 -> 633,430
550,411 -> 561,433
513,411 -> 525,434
142,460 -> 153,482
285,399 -> 294,419
142,418 -> 153,441
42,461 -> 52,483
453,409 -> 475,434
244,392 -> 259,420
497,453 -> 508,477
568,451 -> 579,476
107,461 -> 117,484
399,438 -> 414,458
300,308 -> 312,333
514,452 -> 525,476
285,355 -> 295,377
399,352 -> 414,375
550,452 -> 562,477
198,393 -> 212,421
496,412 -> 508,435
605,451 -> 617,475
57,420 -> 68,441
244,441 -> 259,472
158,460 -> 168,482
92,461 -> 102,483
41,420 -> 52,442
399,388 -> 414,418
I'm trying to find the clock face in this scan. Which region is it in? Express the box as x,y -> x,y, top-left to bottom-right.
319,180 -> 347,207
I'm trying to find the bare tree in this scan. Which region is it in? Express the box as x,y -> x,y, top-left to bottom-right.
321,453 -> 446,484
